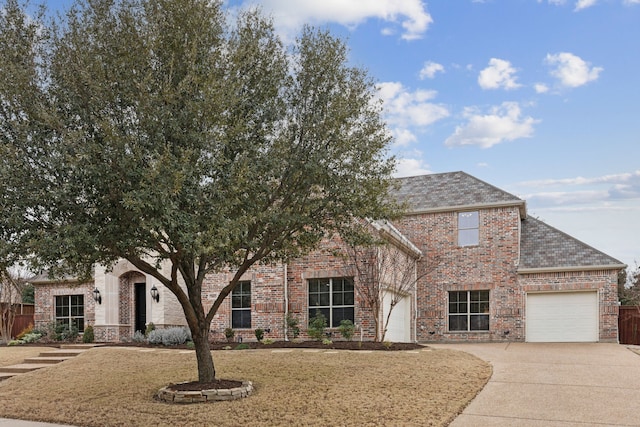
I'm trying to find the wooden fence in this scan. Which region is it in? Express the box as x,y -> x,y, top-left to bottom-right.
619,306 -> 640,345
1,303 -> 35,339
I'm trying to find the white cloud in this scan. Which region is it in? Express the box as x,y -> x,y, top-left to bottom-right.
392,128 -> 418,147
240,0 -> 432,41
624,0 -> 640,4
419,61 -> 444,79
514,171 -> 640,206
444,102 -> 539,149
393,156 -> 432,178
534,83 -> 549,93
377,82 -> 450,129
545,52 -> 603,87
574,0 -> 597,10
478,58 -> 521,90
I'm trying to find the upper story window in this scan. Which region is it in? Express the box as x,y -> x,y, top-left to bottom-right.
458,211 -> 479,246
308,277 -> 354,327
231,281 -> 251,329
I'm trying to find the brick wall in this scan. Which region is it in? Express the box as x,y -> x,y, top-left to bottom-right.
34,281 -> 95,331
395,207 -> 523,342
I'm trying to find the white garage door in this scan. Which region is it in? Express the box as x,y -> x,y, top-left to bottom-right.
526,291 -> 598,342
383,293 -> 410,342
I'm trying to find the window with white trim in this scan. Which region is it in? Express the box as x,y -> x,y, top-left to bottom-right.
448,290 -> 489,331
231,281 -> 251,329
458,211 -> 479,246
55,295 -> 84,332
308,277 -> 354,327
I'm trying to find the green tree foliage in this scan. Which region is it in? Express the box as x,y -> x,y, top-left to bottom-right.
0,0 -> 397,382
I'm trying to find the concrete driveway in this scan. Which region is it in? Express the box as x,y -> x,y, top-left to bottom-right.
430,343 -> 640,426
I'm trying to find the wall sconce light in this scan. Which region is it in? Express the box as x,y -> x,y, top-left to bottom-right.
93,287 -> 102,305
150,285 -> 160,303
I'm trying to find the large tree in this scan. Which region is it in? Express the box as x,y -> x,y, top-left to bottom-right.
0,0 -> 397,382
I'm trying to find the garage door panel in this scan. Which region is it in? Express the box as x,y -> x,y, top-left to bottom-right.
383,293 -> 410,343
526,292 -> 598,342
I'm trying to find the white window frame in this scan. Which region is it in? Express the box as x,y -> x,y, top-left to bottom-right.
55,294 -> 85,332
448,290 -> 489,332
308,277 -> 355,327
231,281 -> 251,329
458,211 -> 479,247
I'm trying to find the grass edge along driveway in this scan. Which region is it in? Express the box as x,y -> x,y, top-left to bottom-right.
0,346 -> 491,427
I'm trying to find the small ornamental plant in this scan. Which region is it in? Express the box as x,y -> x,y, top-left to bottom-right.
307,310 -> 327,341
254,328 -> 264,342
224,327 -> 235,342
338,319 -> 355,341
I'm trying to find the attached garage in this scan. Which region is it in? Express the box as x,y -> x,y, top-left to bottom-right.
383,292 -> 411,342
526,291 -> 599,342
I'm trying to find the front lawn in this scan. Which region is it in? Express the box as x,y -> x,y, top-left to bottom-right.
0,346 -> 490,426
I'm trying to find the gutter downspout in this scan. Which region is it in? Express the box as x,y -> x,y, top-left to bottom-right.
284,263 -> 289,341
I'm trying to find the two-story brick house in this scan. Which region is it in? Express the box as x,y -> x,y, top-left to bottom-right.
32,171 -> 625,343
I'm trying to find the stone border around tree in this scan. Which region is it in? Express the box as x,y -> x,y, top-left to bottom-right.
157,380 -> 254,403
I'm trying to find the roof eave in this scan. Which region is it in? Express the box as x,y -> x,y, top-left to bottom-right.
405,200 -> 527,218
517,264 -> 627,274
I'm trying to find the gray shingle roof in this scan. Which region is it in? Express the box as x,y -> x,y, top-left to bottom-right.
519,216 -> 625,270
394,171 -> 524,213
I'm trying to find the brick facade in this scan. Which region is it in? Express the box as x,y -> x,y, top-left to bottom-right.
31,173 -> 623,344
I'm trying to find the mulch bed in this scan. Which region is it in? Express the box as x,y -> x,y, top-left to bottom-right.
103,340 -> 425,351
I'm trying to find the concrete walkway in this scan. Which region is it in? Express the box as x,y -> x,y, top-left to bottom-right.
0,419 -> 74,427
431,343 -> 640,427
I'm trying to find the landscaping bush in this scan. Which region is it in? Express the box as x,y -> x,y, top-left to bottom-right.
82,325 -> 95,343
224,327 -> 235,342
16,323 -> 34,340
234,343 -> 250,350
307,310 -> 327,341
338,319 -> 355,341
286,313 -> 300,339
55,323 -> 79,342
145,322 -> 155,337
254,328 -> 264,342
147,327 -> 191,346
131,330 -> 146,343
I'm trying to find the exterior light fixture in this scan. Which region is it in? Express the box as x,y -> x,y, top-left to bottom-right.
93,287 -> 102,304
150,285 -> 160,303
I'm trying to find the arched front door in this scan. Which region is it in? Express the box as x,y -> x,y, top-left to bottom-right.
134,282 -> 147,334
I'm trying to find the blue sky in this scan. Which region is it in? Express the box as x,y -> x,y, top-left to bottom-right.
44,0 -> 640,268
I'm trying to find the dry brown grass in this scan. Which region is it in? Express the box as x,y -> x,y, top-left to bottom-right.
0,347 -> 490,427
0,346 -> 54,366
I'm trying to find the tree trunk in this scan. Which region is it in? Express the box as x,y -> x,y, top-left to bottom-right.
192,325 -> 216,382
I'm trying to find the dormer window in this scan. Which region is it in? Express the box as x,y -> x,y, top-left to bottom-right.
458,211 -> 479,246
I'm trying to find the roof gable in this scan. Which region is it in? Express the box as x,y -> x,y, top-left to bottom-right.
519,216 -> 625,271
395,171 -> 525,215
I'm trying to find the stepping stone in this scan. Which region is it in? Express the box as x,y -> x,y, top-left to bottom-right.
0,372 -> 16,381
0,363 -> 52,373
23,356 -> 75,364
39,350 -> 86,358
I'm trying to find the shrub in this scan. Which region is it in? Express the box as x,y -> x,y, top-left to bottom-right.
262,338 -> 274,345
148,327 -> 191,346
307,310 -> 327,341
286,313 -> 300,339
20,332 -> 42,343
234,343 -> 250,350
224,327 -> 235,342
131,330 -> 146,343
186,341 -> 195,350
16,323 -> 34,340
82,325 -> 95,343
55,323 -> 79,342
254,328 -> 264,342
338,319 -> 355,341
322,338 -> 332,345
145,322 -> 155,337
382,341 -> 393,350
